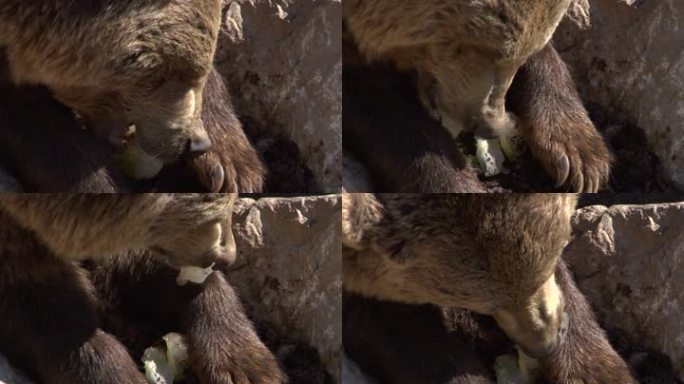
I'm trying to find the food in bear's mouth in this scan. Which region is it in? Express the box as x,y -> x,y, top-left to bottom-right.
176,262 -> 216,286
120,126 -> 164,179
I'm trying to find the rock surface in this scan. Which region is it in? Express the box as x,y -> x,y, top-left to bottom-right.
564,202 -> 684,380
554,0 -> 684,189
218,0 -> 342,192
230,195 -> 342,380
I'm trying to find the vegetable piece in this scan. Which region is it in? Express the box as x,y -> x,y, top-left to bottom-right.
120,127 -> 164,179
475,136 -> 505,177
142,347 -> 174,384
499,133 -> 524,162
163,333 -> 189,377
176,262 -> 216,286
141,333 -> 190,384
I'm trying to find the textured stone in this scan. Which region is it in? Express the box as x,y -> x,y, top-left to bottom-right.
564,202 -> 684,379
554,0 -> 684,188
230,195 -> 342,379
218,0 -> 342,192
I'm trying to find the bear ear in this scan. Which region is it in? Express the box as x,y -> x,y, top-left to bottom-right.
342,193 -> 385,250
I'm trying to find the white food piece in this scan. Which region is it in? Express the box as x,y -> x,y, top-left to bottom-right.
163,333 -> 190,377
141,333 -> 190,384
142,347 -> 174,384
176,262 -> 216,286
475,136 -> 505,177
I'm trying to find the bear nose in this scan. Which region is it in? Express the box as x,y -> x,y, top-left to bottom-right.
186,135 -> 212,155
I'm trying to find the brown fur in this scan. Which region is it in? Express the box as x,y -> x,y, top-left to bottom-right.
343,261 -> 636,384
0,195 -> 285,383
88,254 -> 286,384
343,9 -> 612,192
342,193 -> 576,357
0,0 -> 222,160
507,44 -> 613,193
343,33 -> 485,193
0,65 -> 265,193
0,194 -> 236,267
344,0 -> 572,139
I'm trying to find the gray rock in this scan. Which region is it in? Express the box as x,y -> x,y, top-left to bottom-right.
218,0 -> 342,192
230,195 -> 342,380
565,202 -> 684,380
554,0 -> 684,188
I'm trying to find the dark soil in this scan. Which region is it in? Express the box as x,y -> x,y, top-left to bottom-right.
240,118 -> 320,193
607,327 -> 684,384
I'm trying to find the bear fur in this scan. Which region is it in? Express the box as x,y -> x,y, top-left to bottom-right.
343,261 -> 636,384
0,193 -> 286,384
342,193 -> 636,383
0,60 -> 265,193
344,0 -> 574,139
0,0 -> 222,161
343,19 -> 612,192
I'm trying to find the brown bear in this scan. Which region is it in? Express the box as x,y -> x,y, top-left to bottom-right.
342,193 -> 636,383
344,0 -> 575,139
0,194 -> 285,384
0,0 -> 222,161
343,8 -> 612,192
0,62 -> 265,193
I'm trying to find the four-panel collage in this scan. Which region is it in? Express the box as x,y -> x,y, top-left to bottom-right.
0,1 -> 682,384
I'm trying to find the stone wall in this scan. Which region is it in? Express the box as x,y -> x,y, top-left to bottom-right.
555,0 -> 684,189
230,195 -> 342,380
565,201 -> 684,380
218,0 -> 342,192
